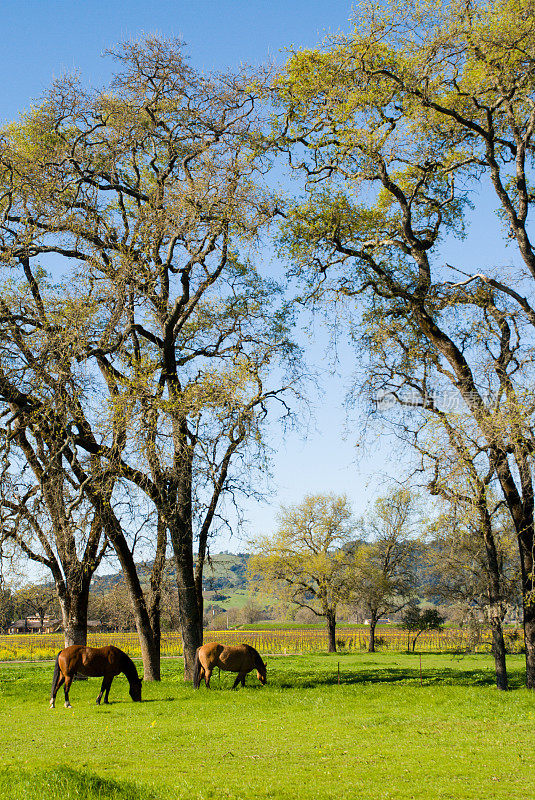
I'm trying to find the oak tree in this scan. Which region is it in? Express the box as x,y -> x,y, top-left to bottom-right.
0,37 -> 298,678
277,0 -> 535,686
354,489 -> 421,652
248,494 -> 356,651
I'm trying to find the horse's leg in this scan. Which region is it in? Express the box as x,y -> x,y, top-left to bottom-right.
50,674 -> 65,709
241,674 -> 246,687
96,677 -> 105,704
205,668 -> 212,688
64,675 -> 74,708
96,676 -> 112,705
103,676 -> 113,704
232,673 -> 241,689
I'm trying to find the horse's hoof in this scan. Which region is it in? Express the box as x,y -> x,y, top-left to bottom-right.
64,702 -> 72,709
49,703 -> 55,709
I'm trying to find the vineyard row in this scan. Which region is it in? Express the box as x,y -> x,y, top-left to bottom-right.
0,628 -> 525,661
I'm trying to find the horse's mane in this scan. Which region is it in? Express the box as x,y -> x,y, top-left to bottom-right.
120,650 -> 140,683
248,645 -> 266,672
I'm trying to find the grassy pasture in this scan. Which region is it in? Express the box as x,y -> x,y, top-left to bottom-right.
0,653 -> 534,799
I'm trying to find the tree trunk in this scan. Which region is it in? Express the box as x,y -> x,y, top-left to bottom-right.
517,528 -> 535,688
174,552 -> 202,679
122,587 -> 161,683
167,435 -> 202,681
169,489 -> 202,680
145,514 -> 167,681
416,309 -> 533,684
194,523 -> 205,642
524,605 -> 535,689
480,505 -> 508,690
99,502 -> 162,680
194,573 -> 204,643
489,616 -> 508,691
193,438 -> 240,642
136,618 -> 161,682
368,618 -> 377,653
59,586 -> 89,648
148,598 -> 162,676
326,609 -> 337,653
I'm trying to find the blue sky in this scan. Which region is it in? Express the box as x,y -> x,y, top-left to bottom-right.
1,1 -> 515,554
1,1 -> 353,122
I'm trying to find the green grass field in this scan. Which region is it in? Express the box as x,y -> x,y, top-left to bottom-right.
1,653 -> 534,799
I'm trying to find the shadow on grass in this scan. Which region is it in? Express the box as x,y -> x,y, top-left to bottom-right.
269,663 -> 527,690
0,765 -> 158,800
139,697 -> 177,703
88,695 -> 179,706
192,684 -> 266,692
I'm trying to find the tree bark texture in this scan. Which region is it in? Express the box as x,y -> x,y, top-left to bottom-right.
519,529 -> 535,689
368,619 -> 377,653
59,585 -> 89,648
174,550 -> 202,679
480,505 -> 509,690
326,610 -> 337,653
167,427 -> 203,680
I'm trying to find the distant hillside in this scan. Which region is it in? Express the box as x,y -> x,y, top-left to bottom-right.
91,552 -> 249,594
200,553 -> 248,589
90,572 -> 125,593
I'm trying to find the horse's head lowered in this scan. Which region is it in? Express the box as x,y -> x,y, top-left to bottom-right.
256,657 -> 267,686
129,676 -> 143,702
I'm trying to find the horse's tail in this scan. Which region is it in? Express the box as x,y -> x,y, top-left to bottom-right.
51,652 -> 61,699
192,647 -> 202,689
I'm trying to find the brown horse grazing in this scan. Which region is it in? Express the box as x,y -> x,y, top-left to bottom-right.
193,642 -> 266,689
50,645 -> 142,708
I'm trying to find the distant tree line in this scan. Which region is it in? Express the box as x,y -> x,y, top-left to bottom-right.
249,488 -> 522,688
